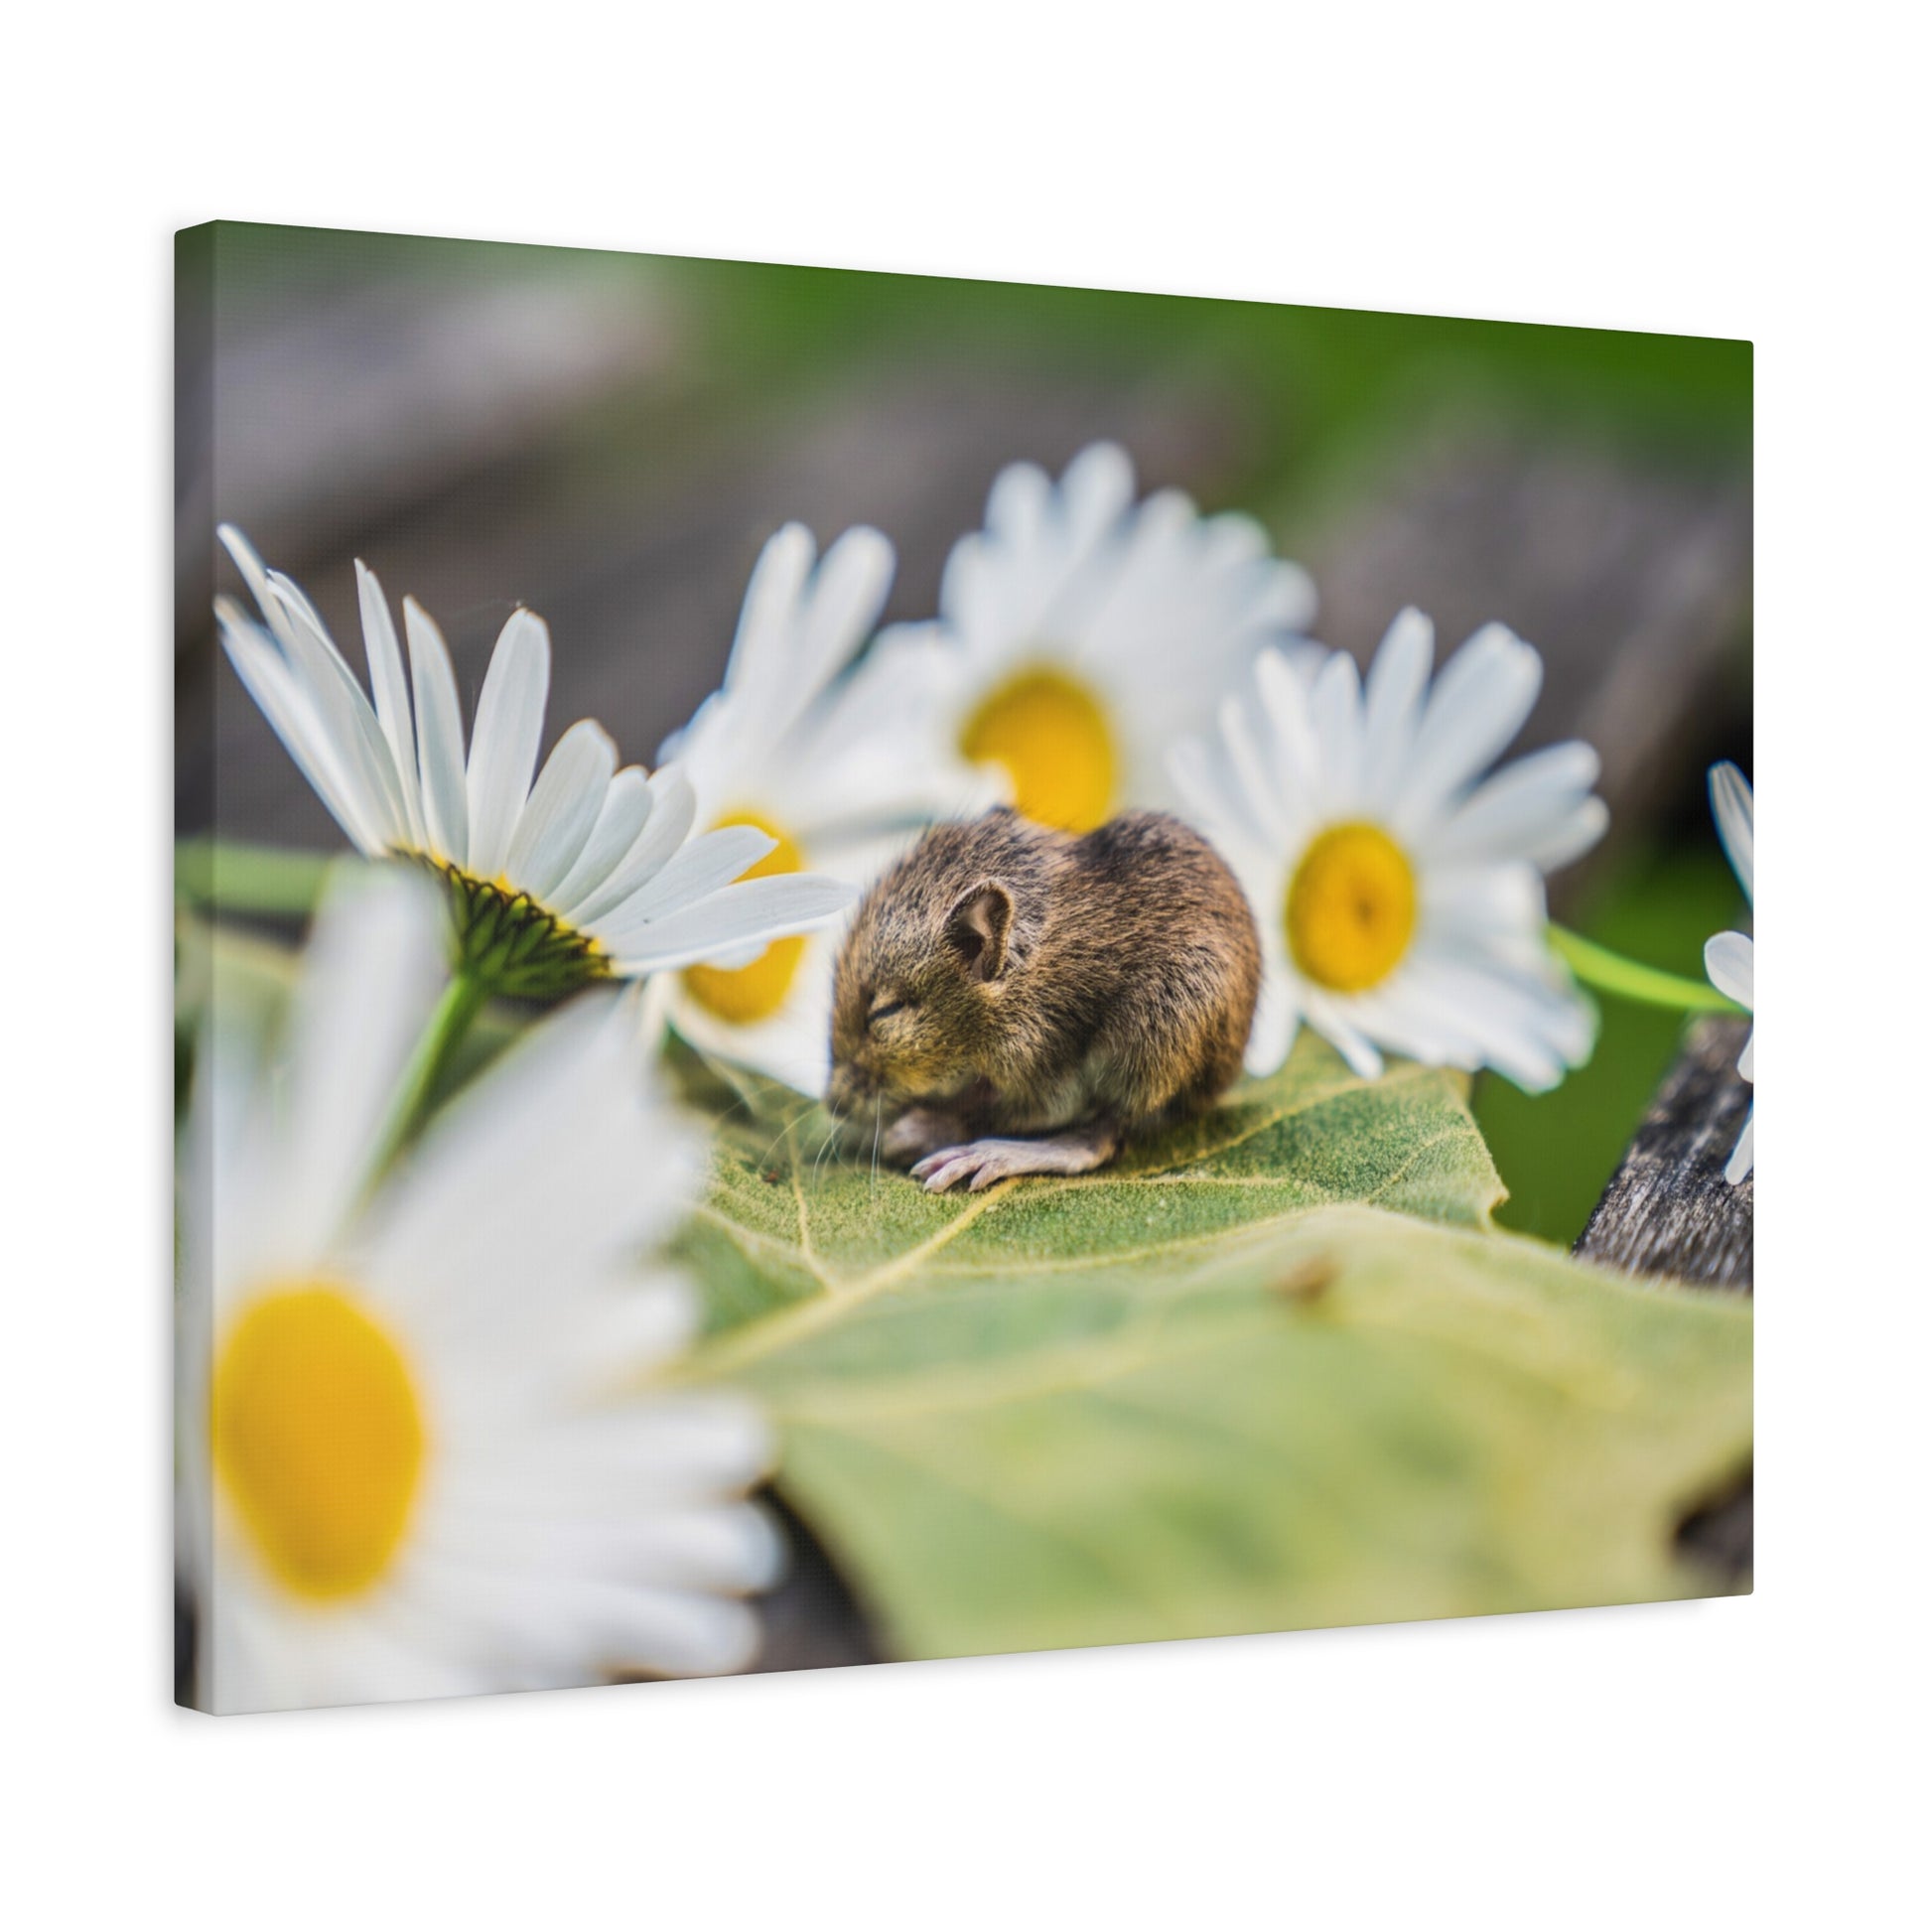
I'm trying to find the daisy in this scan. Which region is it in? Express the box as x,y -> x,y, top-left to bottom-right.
1704,760 -> 1754,1184
1171,610 -> 1608,1091
657,521 -> 993,1093
214,527 -> 854,999
879,441 -> 1318,834
177,866 -> 780,1714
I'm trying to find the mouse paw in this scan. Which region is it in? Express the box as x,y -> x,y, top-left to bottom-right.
911,1141 -> 1027,1193
911,1127 -> 1120,1192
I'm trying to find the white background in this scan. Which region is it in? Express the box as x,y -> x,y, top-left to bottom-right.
4,3 -> 1923,1923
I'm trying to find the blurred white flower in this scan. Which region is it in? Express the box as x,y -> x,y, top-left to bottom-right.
659,523 -> 992,1094
882,442 -> 1317,833
177,866 -> 779,1714
215,527 -> 852,998
1704,760 -> 1754,1184
1172,612 -> 1607,1090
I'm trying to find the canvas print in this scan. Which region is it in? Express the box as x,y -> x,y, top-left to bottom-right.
175,223 -> 1752,1715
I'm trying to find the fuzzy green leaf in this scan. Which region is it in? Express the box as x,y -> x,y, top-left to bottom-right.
672,1036 -> 1751,1659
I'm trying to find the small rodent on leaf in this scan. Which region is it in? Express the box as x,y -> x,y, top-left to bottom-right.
827,807 -> 1261,1191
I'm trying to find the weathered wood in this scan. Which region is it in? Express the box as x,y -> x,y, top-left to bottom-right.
1577,1016 -> 1753,1584
1676,1475 -> 1753,1587
749,1494 -> 882,1674
1576,1015 -> 1753,1291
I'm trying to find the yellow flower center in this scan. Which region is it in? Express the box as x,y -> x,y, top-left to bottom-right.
1286,822 -> 1419,993
960,665 -> 1118,833
210,1284 -> 426,1602
683,813 -> 808,1025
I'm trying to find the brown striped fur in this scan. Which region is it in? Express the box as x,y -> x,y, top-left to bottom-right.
828,808 -> 1261,1168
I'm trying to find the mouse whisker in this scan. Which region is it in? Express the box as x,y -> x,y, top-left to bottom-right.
805,1115 -> 833,1183
744,1098 -> 814,1178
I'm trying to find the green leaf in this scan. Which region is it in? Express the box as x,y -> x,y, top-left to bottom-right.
176,838 -> 334,917
672,1036 -> 1751,1659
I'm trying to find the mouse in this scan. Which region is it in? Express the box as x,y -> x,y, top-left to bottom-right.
826,807 -> 1262,1191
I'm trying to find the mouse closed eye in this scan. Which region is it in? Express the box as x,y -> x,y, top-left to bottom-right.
827,807 -> 1261,1189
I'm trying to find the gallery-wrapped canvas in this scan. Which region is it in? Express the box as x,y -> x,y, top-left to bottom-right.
175,222 -> 1752,1715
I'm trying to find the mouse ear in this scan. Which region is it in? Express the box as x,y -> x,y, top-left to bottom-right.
944,881 -> 1014,983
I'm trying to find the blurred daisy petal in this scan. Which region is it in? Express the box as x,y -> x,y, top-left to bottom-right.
178,882 -> 778,1714
1701,763 -> 1756,1184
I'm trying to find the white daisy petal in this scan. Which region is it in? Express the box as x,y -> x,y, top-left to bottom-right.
793,525 -> 895,712
1705,929 -> 1754,1010
1309,649 -> 1366,810
1427,740 -> 1603,866
556,1394 -> 776,1496
1520,796 -> 1611,872
730,522 -> 819,691
1424,861 -> 1548,946
1392,950 -> 1582,1091
590,823 -> 778,932
1059,440 -> 1137,551
1170,732 -> 1255,843
1359,607 -> 1435,801
607,1588 -> 765,1678
504,720 -> 617,901
219,528 -> 373,742
1252,645 -> 1323,826
1700,760 -> 1761,1181
465,611 -> 552,880
1395,622 -> 1543,827
1342,984 -> 1473,1071
985,457 -> 1052,548
1711,760 -> 1753,904
567,765 -> 701,929
217,527 -> 408,849
260,569 -> 413,847
179,884 -> 778,1714
270,866 -> 448,1272
598,1503 -> 786,1595
665,925 -> 845,1095
180,984 -> 273,1307
403,596 -> 470,866
216,606 -> 388,855
1302,991 -> 1386,1081
1219,688 -> 1295,848
1241,956 -> 1301,1077
366,1003 -> 691,1308
550,766 -> 654,917
354,561 -> 427,848
608,873 -> 857,972
1725,1106 -> 1755,1184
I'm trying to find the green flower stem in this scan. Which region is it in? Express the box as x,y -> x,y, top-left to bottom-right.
369,967 -> 491,1177
1550,924 -> 1743,1014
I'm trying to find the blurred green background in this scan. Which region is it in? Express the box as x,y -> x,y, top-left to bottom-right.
179,222 -> 1751,1245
